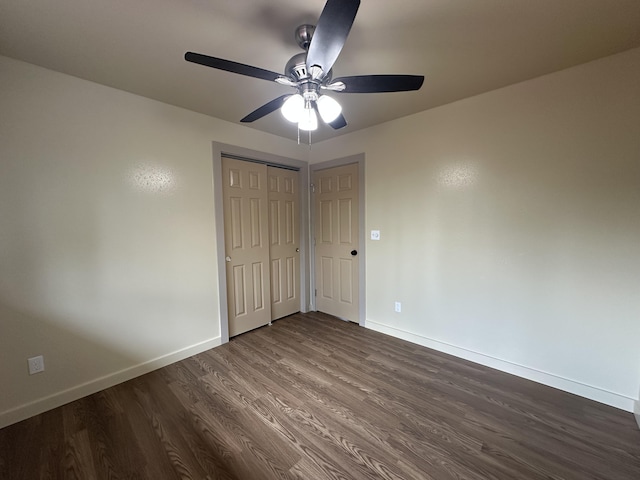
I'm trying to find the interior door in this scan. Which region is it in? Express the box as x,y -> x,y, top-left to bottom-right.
222,157 -> 271,336
268,166 -> 300,320
313,163 -> 359,322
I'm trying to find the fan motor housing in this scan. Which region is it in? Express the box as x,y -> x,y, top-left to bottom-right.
285,52 -> 332,83
285,53 -> 308,81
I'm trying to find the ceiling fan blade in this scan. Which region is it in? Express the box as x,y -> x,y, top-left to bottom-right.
331,75 -> 425,93
328,113 -> 347,130
240,95 -> 290,123
306,0 -> 360,79
185,52 -> 282,82
311,101 -> 346,129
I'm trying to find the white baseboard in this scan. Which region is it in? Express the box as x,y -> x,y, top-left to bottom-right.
0,336 -> 221,429
365,320 -> 635,413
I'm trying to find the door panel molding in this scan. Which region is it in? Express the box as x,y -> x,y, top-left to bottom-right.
212,143 -> 309,344
313,163 -> 359,321
310,154 -> 365,326
223,158 -> 271,336
267,165 -> 301,321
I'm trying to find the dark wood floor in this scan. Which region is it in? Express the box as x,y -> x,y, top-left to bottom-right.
2,312 -> 639,479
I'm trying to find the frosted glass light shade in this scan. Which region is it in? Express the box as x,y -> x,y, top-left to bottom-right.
281,94 -> 304,122
298,107 -> 318,131
317,95 -> 342,123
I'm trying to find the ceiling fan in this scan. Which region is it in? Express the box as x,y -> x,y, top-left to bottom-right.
185,0 -> 424,133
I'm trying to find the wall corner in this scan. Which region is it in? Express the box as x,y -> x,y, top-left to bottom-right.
635,398 -> 640,431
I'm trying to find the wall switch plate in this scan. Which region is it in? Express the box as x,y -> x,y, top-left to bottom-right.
395,302 -> 402,313
28,355 -> 45,375
371,230 -> 381,240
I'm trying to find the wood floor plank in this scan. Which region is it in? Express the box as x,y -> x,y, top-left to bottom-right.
288,402 -> 406,480
2,312 -> 639,479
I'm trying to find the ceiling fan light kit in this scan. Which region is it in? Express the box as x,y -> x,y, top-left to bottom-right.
281,94 -> 304,123
185,0 -> 424,137
317,95 -> 342,123
298,106 -> 318,132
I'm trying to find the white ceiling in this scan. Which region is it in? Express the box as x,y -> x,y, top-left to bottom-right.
2,0 -> 639,142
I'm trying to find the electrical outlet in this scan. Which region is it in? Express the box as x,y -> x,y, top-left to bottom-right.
371,230 -> 381,240
28,355 -> 45,375
395,302 -> 402,313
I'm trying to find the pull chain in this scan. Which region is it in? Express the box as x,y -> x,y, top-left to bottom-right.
295,124 -> 312,148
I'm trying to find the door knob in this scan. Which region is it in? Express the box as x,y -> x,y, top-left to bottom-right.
225,256 -> 231,262
351,250 -> 358,256
296,248 -> 300,252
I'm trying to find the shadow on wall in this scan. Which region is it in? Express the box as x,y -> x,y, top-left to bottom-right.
0,150 -> 220,428
0,300 -> 139,427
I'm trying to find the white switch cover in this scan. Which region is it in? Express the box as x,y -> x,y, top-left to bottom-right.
395,302 -> 402,313
371,230 -> 381,240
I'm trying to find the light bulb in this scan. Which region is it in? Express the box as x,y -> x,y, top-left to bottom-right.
317,95 -> 342,123
281,94 -> 304,123
298,107 -> 318,131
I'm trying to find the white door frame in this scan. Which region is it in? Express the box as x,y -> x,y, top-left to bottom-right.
212,142 -> 310,344
310,154 -> 366,326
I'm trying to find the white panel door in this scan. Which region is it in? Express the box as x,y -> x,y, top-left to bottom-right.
222,157 -> 271,336
267,166 -> 300,320
313,163 -> 359,322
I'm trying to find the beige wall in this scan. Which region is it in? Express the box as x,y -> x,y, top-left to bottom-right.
310,47 -> 640,411
0,55 -> 307,427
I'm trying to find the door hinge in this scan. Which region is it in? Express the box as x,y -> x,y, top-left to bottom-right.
310,183 -> 316,193
315,289 -> 317,296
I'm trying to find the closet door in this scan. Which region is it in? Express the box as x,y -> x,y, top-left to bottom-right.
222,157 -> 271,336
268,166 -> 300,320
